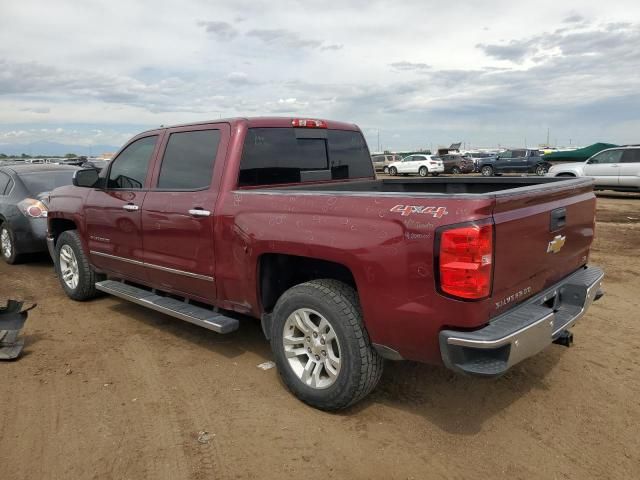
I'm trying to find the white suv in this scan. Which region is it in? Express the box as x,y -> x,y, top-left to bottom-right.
386,154 -> 444,177
547,146 -> 640,192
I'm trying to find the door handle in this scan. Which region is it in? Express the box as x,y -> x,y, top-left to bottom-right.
122,204 -> 139,211
189,209 -> 211,217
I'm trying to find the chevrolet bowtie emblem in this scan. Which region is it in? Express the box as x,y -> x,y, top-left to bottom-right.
547,235 -> 566,254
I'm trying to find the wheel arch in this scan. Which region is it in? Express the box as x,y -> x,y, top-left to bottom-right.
258,253 -> 358,339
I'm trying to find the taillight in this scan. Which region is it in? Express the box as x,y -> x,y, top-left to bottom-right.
17,199 -> 48,218
292,118 -> 327,128
437,222 -> 493,300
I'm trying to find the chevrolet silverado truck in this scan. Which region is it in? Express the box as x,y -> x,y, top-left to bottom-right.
46,117 -> 604,410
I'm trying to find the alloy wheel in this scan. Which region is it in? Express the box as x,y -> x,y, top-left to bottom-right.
59,245 -> 80,290
282,308 -> 341,389
0,228 -> 12,259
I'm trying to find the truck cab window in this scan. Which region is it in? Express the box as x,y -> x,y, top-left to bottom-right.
157,130 -> 221,190
107,136 -> 158,189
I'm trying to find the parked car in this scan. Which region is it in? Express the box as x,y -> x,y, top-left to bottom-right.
47,117 -> 603,410
478,149 -> 550,176
0,164 -> 79,263
546,145 -> 640,192
464,152 -> 498,172
386,154 -> 444,176
438,154 -> 474,174
81,158 -> 111,172
371,154 -> 401,172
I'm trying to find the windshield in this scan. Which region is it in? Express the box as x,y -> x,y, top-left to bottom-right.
18,170 -> 76,194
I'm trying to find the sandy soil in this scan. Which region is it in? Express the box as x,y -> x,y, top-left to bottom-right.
1,193 -> 639,480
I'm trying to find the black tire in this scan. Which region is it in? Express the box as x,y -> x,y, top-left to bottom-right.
389,167 -> 397,176
481,165 -> 494,176
431,172 -> 440,177
270,279 -> 383,411
535,164 -> 548,176
419,166 -> 428,177
451,166 -> 461,174
55,230 -> 103,301
0,223 -> 22,265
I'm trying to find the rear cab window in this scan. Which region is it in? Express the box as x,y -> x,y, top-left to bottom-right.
238,128 -> 372,187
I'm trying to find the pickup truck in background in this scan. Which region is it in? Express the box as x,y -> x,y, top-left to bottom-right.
46,117 -> 604,410
478,148 -> 551,177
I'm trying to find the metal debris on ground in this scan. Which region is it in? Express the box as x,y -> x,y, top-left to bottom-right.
197,430 -> 214,444
256,361 -> 276,370
0,300 -> 36,360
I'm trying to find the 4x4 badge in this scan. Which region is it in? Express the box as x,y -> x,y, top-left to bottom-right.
547,235 -> 566,254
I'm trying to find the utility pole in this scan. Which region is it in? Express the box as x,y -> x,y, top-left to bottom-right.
546,128 -> 550,146
377,129 -> 380,152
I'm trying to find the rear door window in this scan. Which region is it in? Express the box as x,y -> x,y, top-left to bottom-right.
239,128 -> 372,186
108,136 -> 158,189
157,130 -> 221,190
621,149 -> 640,164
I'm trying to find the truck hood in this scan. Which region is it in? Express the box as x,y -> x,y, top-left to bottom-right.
549,162 -> 585,172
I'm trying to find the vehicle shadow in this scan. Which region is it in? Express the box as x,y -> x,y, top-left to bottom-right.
347,348 -> 565,435
106,301 -> 272,361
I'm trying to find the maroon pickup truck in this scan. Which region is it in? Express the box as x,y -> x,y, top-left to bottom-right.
47,117 -> 604,410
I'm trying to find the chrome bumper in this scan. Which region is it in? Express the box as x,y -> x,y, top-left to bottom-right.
440,266 -> 604,376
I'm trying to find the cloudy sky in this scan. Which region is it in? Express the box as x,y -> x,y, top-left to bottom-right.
1,0 -> 639,153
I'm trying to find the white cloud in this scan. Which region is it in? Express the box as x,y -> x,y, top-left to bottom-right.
0,0 -> 639,151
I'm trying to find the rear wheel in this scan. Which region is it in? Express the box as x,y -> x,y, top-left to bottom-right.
270,279 -> 383,411
0,223 -> 21,265
389,166 -> 397,176
55,230 -> 103,301
451,166 -> 461,174
535,164 -> 548,176
481,165 -> 494,176
431,172 -> 440,177
419,166 -> 428,177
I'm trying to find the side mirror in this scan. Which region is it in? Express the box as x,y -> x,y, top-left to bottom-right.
72,168 -> 99,188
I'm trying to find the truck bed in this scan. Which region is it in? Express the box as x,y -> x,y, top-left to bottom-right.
274,176 -> 587,196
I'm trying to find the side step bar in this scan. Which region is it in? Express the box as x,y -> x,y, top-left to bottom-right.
96,280 -> 239,334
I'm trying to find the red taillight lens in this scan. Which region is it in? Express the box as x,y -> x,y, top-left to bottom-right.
292,118 -> 327,128
438,223 -> 493,299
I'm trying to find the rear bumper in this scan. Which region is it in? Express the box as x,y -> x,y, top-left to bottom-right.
439,266 -> 604,376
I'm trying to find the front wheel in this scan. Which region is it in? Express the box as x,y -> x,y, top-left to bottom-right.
389,167 -> 397,176
270,279 -> 383,411
419,166 -> 428,177
55,230 -> 103,301
451,166 -> 461,174
481,165 -> 494,176
535,164 -> 548,176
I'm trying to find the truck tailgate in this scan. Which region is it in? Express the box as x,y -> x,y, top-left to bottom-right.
490,179 -> 596,313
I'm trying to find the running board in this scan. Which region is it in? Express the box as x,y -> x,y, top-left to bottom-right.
95,280 -> 239,334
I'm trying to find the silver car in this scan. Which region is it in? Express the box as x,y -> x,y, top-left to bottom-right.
547,146 -> 640,192
371,154 -> 402,172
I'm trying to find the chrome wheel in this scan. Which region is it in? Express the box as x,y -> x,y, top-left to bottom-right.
0,228 -> 11,259
535,164 -> 547,176
59,245 -> 79,290
282,308 -> 341,389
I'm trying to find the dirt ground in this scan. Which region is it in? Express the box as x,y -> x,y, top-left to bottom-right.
1,192 -> 639,480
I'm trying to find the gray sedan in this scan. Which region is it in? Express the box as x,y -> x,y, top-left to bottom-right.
0,164 -> 79,263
